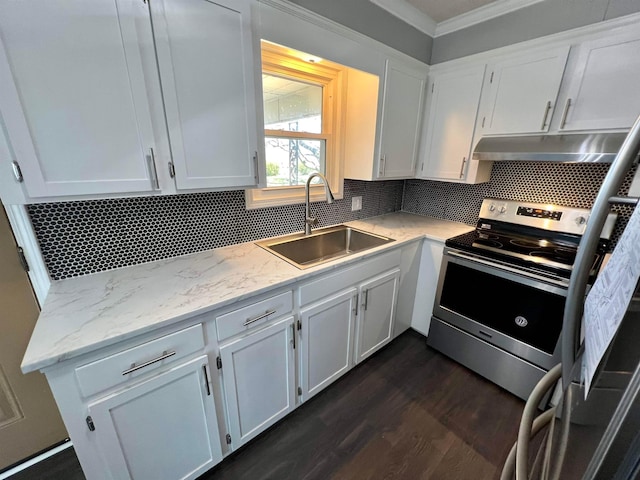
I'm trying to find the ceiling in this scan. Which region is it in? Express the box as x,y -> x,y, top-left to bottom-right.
369,0 -> 544,37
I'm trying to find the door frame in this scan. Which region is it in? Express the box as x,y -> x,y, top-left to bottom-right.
3,204 -> 50,306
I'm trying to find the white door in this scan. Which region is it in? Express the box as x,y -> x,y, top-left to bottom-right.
420,65 -> 486,181
355,269 -> 400,364
151,0 -> 260,190
0,0 -> 158,198
88,356 -> 222,480
219,316 -> 296,448
377,59 -> 426,179
559,33 -> 640,131
299,288 -> 357,401
482,46 -> 569,134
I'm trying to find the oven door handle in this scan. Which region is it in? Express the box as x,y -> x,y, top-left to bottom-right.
445,249 -> 569,294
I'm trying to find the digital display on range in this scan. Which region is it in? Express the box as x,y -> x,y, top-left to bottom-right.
517,206 -> 562,220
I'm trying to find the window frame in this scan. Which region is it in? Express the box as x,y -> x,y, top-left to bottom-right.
245,42 -> 345,209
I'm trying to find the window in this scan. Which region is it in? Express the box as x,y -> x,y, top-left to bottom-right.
245,41 -> 345,209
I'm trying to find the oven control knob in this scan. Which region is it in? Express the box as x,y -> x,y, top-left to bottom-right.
499,206 -> 507,214
489,204 -> 496,212
575,215 -> 587,225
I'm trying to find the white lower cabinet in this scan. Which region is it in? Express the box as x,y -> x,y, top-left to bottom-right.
219,315 -> 296,449
42,252 -> 404,480
88,355 -> 222,480
355,269 -> 400,364
299,288 -> 357,401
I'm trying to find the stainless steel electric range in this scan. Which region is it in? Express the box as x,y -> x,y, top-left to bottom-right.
427,198 -> 617,400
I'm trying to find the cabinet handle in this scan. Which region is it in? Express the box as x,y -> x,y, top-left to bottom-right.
560,98 -> 572,129
11,161 -> 24,183
148,148 -> 160,190
362,289 -> 369,311
379,155 -> 386,176
122,350 -> 176,375
540,100 -> 552,130
253,151 -> 259,184
202,365 -> 211,396
243,309 -> 276,326
481,116 -> 486,128
459,157 -> 467,179
291,323 -> 296,349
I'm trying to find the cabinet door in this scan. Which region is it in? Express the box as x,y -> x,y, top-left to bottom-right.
482,46 -> 569,135
299,288 -> 357,401
0,0 -> 157,198
420,65 -> 486,181
559,34 -> 640,131
152,0 -> 260,190
378,59 -> 426,179
411,240 -> 445,336
88,356 -> 222,480
355,269 -> 400,364
220,316 -> 296,448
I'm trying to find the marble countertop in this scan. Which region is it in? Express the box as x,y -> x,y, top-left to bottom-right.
22,212 -> 473,373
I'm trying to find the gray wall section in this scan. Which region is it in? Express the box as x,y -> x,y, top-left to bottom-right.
431,0 -> 640,64
285,0 -> 432,64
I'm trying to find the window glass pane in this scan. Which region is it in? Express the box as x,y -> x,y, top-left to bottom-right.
265,137 -> 325,187
263,74 -> 322,134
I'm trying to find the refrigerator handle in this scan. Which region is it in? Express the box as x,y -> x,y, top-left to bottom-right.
562,113 -> 640,389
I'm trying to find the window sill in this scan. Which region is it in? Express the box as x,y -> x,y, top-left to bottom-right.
244,183 -> 343,210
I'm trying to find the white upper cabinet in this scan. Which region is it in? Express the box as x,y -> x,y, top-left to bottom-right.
0,0 -> 158,198
481,46 -> 570,135
419,65 -> 486,182
377,58 -> 426,179
557,33 -> 640,132
151,0 -> 260,190
343,56 -> 427,182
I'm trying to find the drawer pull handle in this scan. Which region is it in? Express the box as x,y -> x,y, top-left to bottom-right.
243,309 -> 277,326
122,350 -> 176,376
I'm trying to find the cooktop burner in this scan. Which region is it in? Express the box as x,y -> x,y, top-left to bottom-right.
445,198 -> 615,280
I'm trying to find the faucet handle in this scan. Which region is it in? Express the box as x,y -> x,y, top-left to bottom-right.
306,216 -> 319,227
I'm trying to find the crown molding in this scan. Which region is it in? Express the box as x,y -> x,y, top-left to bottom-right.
434,0 -> 545,37
259,0 -> 430,67
430,10 -> 640,69
369,0 -> 437,36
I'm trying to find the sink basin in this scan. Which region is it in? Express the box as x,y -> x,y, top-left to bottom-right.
256,225 -> 395,269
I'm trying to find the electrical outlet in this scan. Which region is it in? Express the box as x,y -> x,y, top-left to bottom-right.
351,196 -> 362,211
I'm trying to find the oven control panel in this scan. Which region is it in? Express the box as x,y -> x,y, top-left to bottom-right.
478,198 -> 616,237
516,206 -> 563,221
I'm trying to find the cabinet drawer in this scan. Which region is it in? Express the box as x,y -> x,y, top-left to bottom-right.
216,291 -> 293,341
75,324 -> 205,398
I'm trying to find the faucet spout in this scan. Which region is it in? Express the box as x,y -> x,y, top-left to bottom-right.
305,172 -> 335,235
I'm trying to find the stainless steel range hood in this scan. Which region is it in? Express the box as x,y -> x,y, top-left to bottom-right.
472,133 -> 633,163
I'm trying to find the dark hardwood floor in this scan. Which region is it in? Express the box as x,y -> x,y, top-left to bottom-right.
10,330 -> 523,480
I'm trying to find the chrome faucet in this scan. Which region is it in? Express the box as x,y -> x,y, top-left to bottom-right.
305,172 -> 335,235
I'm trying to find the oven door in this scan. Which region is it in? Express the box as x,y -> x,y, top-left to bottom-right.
433,248 -> 566,370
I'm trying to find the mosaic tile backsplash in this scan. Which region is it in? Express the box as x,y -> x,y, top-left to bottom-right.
403,161 -> 637,245
29,162 -> 636,280
28,179 -> 403,280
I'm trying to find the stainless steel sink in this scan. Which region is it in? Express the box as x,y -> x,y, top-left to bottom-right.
256,225 -> 395,269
